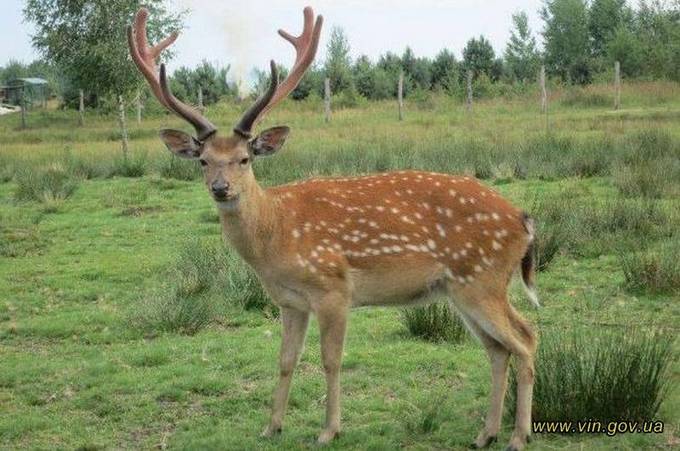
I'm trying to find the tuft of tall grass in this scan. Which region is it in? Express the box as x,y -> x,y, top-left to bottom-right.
613,158 -> 679,199
560,87 -> 612,108
133,238 -> 227,335
157,155 -> 202,181
0,155 -> 14,183
132,237 -> 273,334
0,212 -> 46,258
134,289 -> 215,336
401,302 -> 467,343
527,194 -> 577,271
585,198 -> 668,237
404,394 -> 451,435
528,190 -> 672,261
61,151 -> 113,179
614,129 -> 680,198
109,155 -> 148,178
624,129 -> 677,163
14,163 -> 79,204
225,261 -> 272,314
618,240 -> 680,294
576,198 -> 671,256
508,327 -> 676,423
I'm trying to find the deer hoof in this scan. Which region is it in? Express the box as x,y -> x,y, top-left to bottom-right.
470,435 -> 497,449
317,428 -> 339,444
260,424 -> 282,438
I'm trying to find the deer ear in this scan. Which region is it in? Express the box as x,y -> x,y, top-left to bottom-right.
249,126 -> 290,157
159,129 -> 203,159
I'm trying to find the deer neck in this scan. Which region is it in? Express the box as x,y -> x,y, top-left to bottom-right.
217,180 -> 279,264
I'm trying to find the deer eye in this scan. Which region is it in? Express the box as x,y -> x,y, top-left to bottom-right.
239,157 -> 250,166
199,159 -> 208,167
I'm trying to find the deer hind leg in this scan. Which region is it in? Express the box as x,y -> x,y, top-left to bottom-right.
262,307 -> 310,437
314,292 -> 349,444
455,307 -> 510,449
451,294 -> 537,451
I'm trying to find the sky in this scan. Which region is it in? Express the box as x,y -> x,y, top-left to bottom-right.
1,0 -> 546,88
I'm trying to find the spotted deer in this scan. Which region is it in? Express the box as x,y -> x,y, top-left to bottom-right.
128,6 -> 539,450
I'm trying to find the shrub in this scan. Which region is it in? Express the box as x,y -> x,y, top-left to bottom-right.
508,327 -> 675,423
618,241 -> 680,294
14,163 -> 79,204
157,155 -> 202,181
401,302 -> 467,343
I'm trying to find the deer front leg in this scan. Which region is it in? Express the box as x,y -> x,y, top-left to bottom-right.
315,294 -> 348,444
262,307 -> 310,437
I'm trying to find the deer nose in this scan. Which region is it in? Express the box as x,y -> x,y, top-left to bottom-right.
211,180 -> 229,198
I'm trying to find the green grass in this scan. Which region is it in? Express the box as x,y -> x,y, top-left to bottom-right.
1,81 -> 679,449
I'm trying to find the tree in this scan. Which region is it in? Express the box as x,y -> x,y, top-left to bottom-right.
606,26 -> 644,77
171,60 -> 234,106
402,48 -> 433,92
353,55 -> 375,99
541,0 -> 592,84
324,26 -> 353,93
635,0 -> 680,80
462,36 -> 496,79
252,64 -> 289,97
431,49 -> 458,93
504,11 -> 540,82
376,52 -> 402,97
588,0 -> 632,59
24,0 -> 182,152
291,65 -> 324,100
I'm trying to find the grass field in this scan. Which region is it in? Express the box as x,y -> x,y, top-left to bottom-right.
1,81 -> 679,450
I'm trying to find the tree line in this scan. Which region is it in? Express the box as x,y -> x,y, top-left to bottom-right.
1,0 -> 678,109
287,0 -> 680,102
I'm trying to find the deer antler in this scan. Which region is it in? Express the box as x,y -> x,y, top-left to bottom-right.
234,6 -> 323,137
127,8 -> 216,141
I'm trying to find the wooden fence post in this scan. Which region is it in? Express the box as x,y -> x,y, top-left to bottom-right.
198,87 -> 204,113
398,70 -> 404,121
78,89 -> 84,126
540,65 -> 547,114
466,70 -> 473,112
324,78 -> 331,123
614,61 -> 621,110
117,95 -> 129,159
